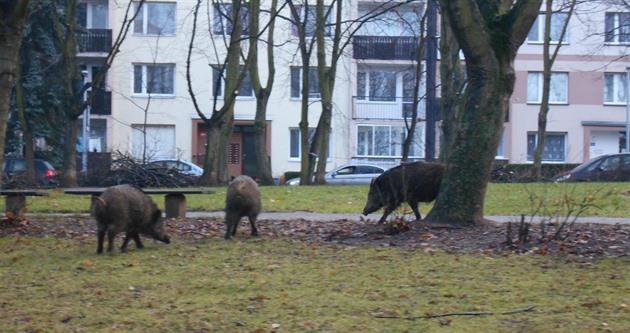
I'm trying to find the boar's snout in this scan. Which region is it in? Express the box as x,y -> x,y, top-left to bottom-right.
161,235 -> 171,244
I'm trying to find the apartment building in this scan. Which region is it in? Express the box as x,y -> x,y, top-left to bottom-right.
76,1 -> 630,180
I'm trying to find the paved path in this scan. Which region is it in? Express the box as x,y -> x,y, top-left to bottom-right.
188,211 -> 629,225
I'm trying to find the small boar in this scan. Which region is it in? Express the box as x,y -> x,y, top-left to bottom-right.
225,175 -> 261,239
362,162 -> 445,224
92,184 -> 170,254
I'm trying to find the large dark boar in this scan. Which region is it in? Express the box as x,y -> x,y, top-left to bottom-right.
362,162 -> 445,224
225,175 -> 262,239
92,184 -> 170,254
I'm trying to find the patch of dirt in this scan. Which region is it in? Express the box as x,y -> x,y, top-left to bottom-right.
1,215 -> 628,260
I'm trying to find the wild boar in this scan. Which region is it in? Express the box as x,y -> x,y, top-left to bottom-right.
225,175 -> 261,239
92,184 -> 170,254
362,162 -> 445,224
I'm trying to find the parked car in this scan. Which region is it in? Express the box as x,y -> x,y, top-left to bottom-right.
2,157 -> 59,187
556,153 -> 630,182
144,159 -> 204,177
285,164 -> 386,186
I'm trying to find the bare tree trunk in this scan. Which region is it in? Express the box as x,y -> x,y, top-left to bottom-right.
438,15 -> 465,163
248,0 -> 277,185
0,0 -> 31,189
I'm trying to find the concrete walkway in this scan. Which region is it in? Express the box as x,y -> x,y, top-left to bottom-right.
188,211 -> 629,225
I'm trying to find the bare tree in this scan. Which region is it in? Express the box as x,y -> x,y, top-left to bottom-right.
288,0 -> 414,184
425,0 -> 542,224
532,0 -> 577,180
53,0 -> 143,187
187,0 -> 250,185
0,0 -> 31,189
248,0 -> 279,185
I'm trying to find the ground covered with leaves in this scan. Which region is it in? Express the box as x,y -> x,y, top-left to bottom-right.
1,214 -> 628,260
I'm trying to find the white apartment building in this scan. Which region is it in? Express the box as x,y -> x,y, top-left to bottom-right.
77,1 -> 630,180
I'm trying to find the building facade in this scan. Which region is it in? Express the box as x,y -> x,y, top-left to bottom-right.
77,1 -> 630,180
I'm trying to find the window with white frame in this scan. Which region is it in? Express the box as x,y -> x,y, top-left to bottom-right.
528,12 -> 569,43
527,132 -> 567,162
211,65 -> 253,98
358,3 -> 423,37
133,2 -> 176,36
212,3 -> 249,36
357,125 -> 424,158
133,64 -> 175,95
291,5 -> 331,37
604,73 -> 628,104
357,70 -> 397,102
290,67 -> 321,99
605,12 -> 630,44
289,128 -> 331,159
527,72 -> 568,104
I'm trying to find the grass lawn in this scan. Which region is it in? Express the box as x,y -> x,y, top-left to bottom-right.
4,182 -> 630,217
1,238 -> 628,332
1,182 -> 629,332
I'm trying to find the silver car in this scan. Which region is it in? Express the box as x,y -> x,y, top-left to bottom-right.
285,164 -> 386,186
145,159 -> 204,177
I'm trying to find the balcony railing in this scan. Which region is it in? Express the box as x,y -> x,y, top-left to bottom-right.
353,36 -> 421,60
353,96 -> 426,120
77,29 -> 112,53
89,89 -> 111,115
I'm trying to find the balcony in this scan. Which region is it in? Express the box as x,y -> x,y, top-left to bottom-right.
353,96 -> 426,120
89,89 -> 111,115
353,36 -> 421,60
77,29 -> 112,53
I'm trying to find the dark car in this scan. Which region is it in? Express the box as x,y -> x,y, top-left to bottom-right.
2,157 -> 59,188
556,153 -> 630,182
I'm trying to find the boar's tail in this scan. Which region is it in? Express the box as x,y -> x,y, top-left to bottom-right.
91,195 -> 107,210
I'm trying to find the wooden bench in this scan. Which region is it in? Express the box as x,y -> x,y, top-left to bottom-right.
0,189 -> 49,218
64,188 -> 215,218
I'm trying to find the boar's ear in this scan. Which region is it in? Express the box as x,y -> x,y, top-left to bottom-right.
151,209 -> 163,223
91,195 -> 106,209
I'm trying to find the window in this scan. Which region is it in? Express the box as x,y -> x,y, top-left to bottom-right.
290,67 -> 321,99
78,2 -> 108,29
213,3 -> 249,36
357,125 -> 423,158
528,12 -> 569,43
131,124 -> 176,160
211,65 -> 253,98
133,64 -> 175,95
289,128 -> 331,159
134,2 -> 176,36
527,132 -> 567,162
357,70 -> 397,102
605,13 -> 630,44
291,5 -> 331,37
604,73 -> 628,104
527,72 -> 568,104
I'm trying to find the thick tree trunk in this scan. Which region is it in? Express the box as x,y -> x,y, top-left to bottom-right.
427,0 -> 542,224
438,18 -> 464,163
0,0 -> 31,189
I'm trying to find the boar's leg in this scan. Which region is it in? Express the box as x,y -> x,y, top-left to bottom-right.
248,215 -> 258,237
120,231 -> 133,252
106,230 -> 116,253
377,208 -> 393,224
133,232 -> 144,249
408,199 -> 422,221
97,226 -> 107,254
